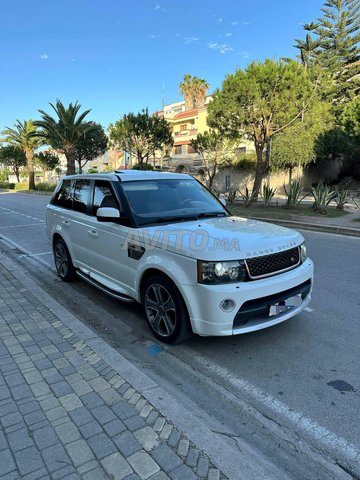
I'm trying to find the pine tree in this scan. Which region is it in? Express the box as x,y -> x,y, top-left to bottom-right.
295,0 -> 360,116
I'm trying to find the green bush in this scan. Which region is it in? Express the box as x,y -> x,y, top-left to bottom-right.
36,182 -> 57,192
14,182 -> 28,190
232,152 -> 257,171
132,163 -> 154,171
0,181 -> 15,189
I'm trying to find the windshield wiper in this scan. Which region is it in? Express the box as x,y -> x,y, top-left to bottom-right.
196,211 -> 227,219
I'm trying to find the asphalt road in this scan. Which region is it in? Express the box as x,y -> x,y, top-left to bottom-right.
1,191 -> 359,478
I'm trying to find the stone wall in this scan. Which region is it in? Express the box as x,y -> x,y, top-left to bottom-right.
212,167 -> 302,194
211,158 -> 344,194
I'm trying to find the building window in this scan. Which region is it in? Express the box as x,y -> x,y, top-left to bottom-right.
187,145 -> 196,154
174,145 -> 182,155
180,124 -> 187,131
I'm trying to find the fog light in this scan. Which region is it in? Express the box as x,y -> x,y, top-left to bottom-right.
220,299 -> 236,312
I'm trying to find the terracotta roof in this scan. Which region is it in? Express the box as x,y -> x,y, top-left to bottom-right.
174,140 -> 191,145
174,109 -> 198,119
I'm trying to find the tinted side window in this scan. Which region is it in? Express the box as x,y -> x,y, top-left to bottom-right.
92,181 -> 119,215
73,179 -> 90,213
52,180 -> 74,209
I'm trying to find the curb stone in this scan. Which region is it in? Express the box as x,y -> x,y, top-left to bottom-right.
249,216 -> 360,237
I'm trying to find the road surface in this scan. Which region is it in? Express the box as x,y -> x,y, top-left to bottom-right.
1,191 -> 359,479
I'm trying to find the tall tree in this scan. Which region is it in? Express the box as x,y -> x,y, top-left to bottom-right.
74,122 -> 108,173
295,0 -> 360,113
1,120 -> 40,189
272,101 -> 334,184
294,23 -> 322,68
0,145 -> 27,183
35,151 -> 60,179
190,130 -> 235,189
208,59 -> 316,198
109,109 -> 173,169
179,75 -> 209,110
194,77 -> 209,108
34,100 -> 98,175
341,96 -> 360,141
341,96 -> 360,176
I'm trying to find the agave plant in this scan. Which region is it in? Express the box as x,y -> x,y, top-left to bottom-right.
260,184 -> 277,207
334,190 -> 349,210
284,181 -> 307,209
239,187 -> 257,207
311,180 -> 337,214
225,188 -> 238,204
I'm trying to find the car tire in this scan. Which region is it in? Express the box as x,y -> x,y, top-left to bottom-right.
142,275 -> 193,345
53,238 -> 77,282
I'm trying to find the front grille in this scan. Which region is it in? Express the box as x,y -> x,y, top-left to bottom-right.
245,247 -> 300,279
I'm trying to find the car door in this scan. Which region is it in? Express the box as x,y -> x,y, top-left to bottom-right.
67,178 -> 93,268
82,179 -> 135,297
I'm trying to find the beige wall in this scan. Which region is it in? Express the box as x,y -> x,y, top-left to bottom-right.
212,166 -> 303,194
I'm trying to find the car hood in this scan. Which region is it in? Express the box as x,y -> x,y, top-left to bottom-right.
137,216 -> 304,260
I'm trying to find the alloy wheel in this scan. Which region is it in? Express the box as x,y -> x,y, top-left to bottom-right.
145,284 -> 177,337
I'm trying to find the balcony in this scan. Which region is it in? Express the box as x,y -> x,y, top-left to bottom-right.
174,128 -> 198,137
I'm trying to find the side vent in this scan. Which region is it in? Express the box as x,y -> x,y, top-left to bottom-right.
128,243 -> 145,260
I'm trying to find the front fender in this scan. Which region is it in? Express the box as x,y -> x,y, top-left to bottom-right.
135,250 -> 196,303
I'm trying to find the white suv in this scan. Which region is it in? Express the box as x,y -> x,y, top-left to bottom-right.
46,171 -> 313,344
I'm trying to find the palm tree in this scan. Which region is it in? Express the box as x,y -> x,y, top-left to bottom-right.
179,74 -> 195,110
2,120 -> 40,190
34,100 -> 96,175
194,78 -> 209,108
179,75 -> 209,110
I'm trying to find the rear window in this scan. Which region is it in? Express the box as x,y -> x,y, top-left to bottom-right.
73,179 -> 90,213
52,180 -> 74,209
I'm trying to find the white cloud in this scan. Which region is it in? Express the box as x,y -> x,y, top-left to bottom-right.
243,21 -> 251,25
148,34 -> 157,39
226,33 -> 232,37
217,17 -> 223,23
235,50 -> 250,58
184,36 -> 199,44
155,4 -> 166,12
231,21 -> 238,25
40,54 -> 49,60
208,42 -> 233,54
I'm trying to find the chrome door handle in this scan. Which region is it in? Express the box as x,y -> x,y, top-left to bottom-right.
88,230 -> 98,237
62,220 -> 70,227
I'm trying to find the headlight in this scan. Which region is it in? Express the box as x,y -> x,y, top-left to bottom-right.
300,242 -> 307,263
197,260 -> 247,284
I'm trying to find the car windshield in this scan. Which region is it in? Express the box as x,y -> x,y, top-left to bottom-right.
122,178 -> 228,226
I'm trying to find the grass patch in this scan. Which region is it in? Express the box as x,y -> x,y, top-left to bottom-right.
228,203 -> 349,220
17,189 -> 53,196
352,218 -> 360,223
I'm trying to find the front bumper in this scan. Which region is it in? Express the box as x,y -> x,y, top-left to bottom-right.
182,259 -> 314,336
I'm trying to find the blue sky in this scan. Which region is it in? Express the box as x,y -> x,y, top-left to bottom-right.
1,0 -> 325,132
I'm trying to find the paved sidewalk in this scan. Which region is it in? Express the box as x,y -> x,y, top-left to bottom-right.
0,259 -> 226,479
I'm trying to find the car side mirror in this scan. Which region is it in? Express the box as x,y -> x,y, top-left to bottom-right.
96,207 -> 120,222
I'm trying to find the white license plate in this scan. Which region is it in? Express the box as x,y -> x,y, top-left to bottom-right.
269,294 -> 302,317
